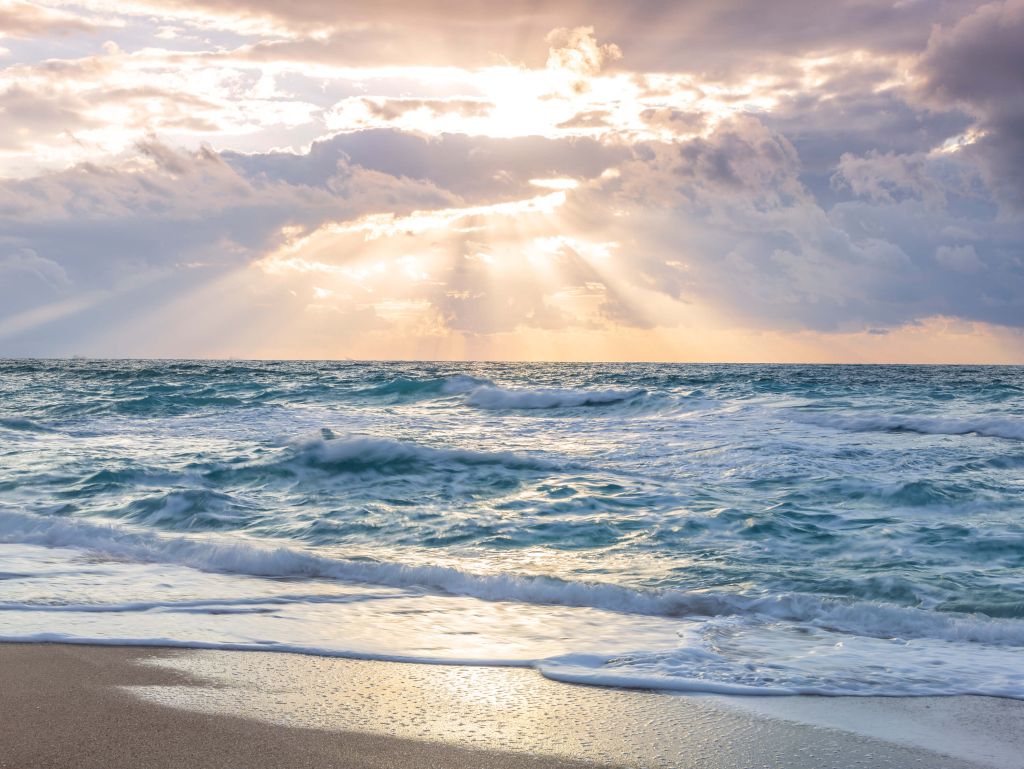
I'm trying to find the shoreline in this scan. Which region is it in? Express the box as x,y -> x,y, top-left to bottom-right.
4,642 -> 1022,769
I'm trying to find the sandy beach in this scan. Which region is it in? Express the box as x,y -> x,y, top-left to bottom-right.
0,643 -> 609,769
3,643 -> 1022,769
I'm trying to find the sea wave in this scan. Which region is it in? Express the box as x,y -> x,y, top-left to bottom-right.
116,489 -> 257,529
0,416 -> 54,433
791,412 -> 1024,441
360,374 -> 489,399
361,374 -> 647,410
2,510 -> 1022,646
465,384 -> 645,410
284,434 -> 555,473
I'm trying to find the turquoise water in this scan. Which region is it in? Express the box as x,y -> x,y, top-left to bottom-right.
1,360 -> 1023,696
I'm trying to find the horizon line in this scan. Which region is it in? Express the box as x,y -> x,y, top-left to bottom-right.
3,356 -> 1022,367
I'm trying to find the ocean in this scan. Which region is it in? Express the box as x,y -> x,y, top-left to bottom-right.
1,359 -> 1022,697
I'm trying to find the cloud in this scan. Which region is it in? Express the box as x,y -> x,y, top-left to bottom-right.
0,47 -> 323,173
361,98 -> 493,121
760,69 -> 974,199
0,82 -> 96,152
831,151 -> 948,206
935,243 -> 983,272
675,116 -> 804,206
0,129 -> 637,350
0,2 -> 1022,359
0,137 -> 461,349
916,0 -> 1024,209
224,130 -> 629,203
0,1 -> 98,39
580,115 -> 1024,333
74,0 -> 985,70
638,107 -> 705,136
556,110 -> 612,129
545,26 -> 620,77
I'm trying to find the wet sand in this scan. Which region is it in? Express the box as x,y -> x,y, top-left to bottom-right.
2,643 -> 1021,769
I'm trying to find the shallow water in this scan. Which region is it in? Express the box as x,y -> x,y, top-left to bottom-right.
1,360 -> 1023,696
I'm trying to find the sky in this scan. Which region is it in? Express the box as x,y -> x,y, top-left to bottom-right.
0,0 -> 1022,362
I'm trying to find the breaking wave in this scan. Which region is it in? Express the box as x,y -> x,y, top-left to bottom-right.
361,374 -> 646,410
279,434 -> 555,474
2,510 -> 1023,646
